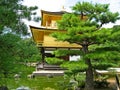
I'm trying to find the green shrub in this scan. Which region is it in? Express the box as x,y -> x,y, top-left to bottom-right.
46,57 -> 64,65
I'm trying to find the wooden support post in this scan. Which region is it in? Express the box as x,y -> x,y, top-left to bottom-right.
41,47 -> 45,68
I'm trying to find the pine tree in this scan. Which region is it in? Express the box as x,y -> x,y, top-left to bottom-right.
0,0 -> 39,35
0,0 -> 39,79
52,2 -> 120,90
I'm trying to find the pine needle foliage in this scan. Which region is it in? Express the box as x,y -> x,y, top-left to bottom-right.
0,0 -> 39,35
51,2 -> 120,90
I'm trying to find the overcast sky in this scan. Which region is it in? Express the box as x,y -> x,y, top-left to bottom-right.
23,0 -> 120,12
23,0 -> 120,27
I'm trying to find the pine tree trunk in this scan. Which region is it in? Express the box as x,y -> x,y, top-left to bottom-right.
85,59 -> 94,90
82,45 -> 94,90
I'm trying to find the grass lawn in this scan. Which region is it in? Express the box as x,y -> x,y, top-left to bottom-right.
0,65 -> 69,90
1,76 -> 116,90
3,76 -> 68,90
0,65 -> 117,90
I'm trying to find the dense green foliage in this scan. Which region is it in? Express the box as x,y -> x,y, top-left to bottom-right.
16,38 -> 41,64
53,49 -> 83,56
0,32 -> 40,77
46,57 -> 64,65
52,2 -> 120,90
0,0 -> 39,35
0,32 -> 21,77
0,0 -> 40,81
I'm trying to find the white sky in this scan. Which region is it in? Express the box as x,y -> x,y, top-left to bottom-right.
23,0 -> 120,28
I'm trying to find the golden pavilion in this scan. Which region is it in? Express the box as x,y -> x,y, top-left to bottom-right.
30,10 -> 83,73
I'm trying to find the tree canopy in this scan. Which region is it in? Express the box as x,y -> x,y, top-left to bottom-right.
0,0 -> 40,79
0,0 -> 39,35
52,2 -> 120,90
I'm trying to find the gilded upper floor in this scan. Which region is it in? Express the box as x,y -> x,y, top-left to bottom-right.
41,10 -> 67,29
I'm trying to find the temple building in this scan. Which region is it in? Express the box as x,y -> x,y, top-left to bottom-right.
30,10 -> 83,75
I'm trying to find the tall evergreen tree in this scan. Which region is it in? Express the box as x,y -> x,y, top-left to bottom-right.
52,2 -> 120,90
0,0 -> 39,78
0,32 -> 21,78
0,0 -> 39,35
